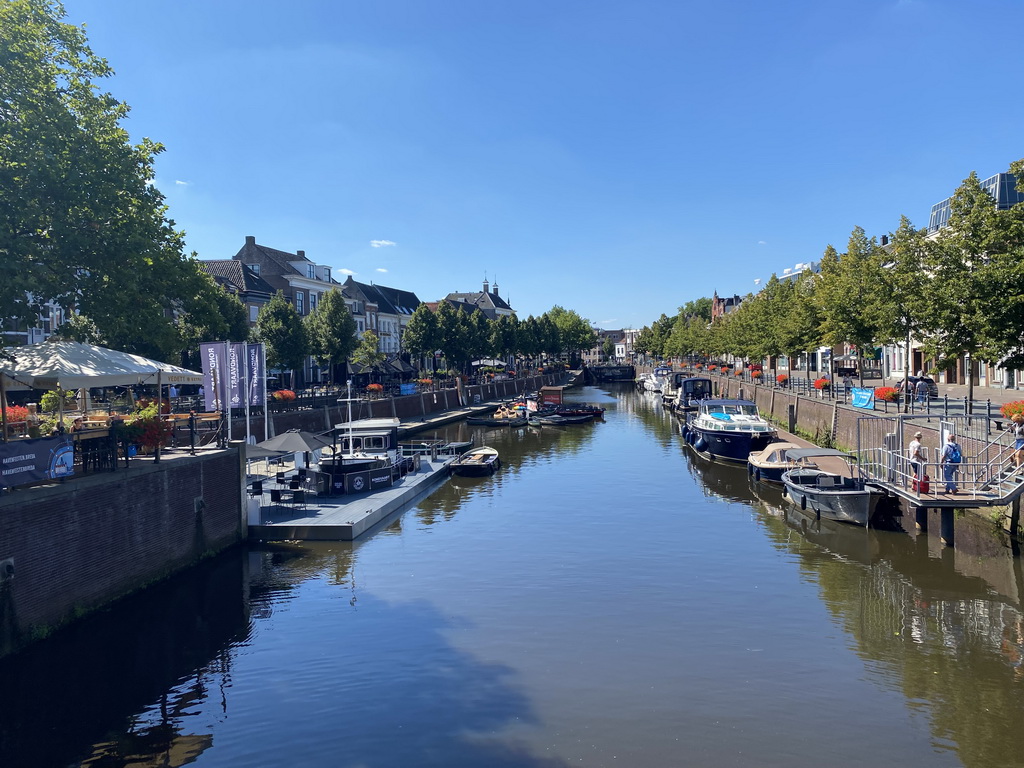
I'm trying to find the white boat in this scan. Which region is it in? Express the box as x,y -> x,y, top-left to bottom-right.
637,365 -> 672,393
781,447 -> 884,527
747,441 -> 807,483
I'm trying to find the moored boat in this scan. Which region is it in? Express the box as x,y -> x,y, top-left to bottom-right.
781,448 -> 884,527
665,375 -> 713,413
450,446 -> 501,477
682,399 -> 776,463
747,441 -> 807,483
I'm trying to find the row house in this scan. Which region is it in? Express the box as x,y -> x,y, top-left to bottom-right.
444,279 -> 515,321
341,277 -> 421,354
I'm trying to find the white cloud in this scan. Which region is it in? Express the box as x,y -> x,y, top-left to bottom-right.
370,240 -> 396,248
376,268 -> 388,273
175,180 -> 189,186
599,319 -> 617,325
338,268 -> 355,276
757,240 -> 767,246
754,278 -> 761,285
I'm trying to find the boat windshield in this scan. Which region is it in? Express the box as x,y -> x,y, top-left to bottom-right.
706,404 -> 758,417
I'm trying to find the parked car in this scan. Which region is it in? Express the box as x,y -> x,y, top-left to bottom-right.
895,375 -> 939,398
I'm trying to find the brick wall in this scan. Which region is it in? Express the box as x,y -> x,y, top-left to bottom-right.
0,450 -> 244,656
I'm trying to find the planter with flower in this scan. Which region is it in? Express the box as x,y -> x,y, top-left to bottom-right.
751,370 -> 763,380
417,378 -> 433,387
813,377 -> 831,391
1001,401 -> 1024,419
776,374 -> 789,386
874,386 -> 899,402
734,370 -> 743,377
1,405 -> 30,437
366,383 -> 384,398
272,389 -> 297,402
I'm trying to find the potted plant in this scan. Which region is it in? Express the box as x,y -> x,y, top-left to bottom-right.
814,377 -> 831,390
776,373 -> 789,385
366,383 -> 384,397
874,386 -> 899,402
272,389 -> 297,401
751,370 -> 763,380
1001,401 -> 1024,419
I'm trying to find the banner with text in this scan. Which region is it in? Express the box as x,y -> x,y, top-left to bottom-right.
201,342 -> 266,411
851,387 -> 876,410
0,436 -> 74,489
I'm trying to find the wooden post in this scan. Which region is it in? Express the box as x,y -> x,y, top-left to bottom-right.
915,505 -> 927,531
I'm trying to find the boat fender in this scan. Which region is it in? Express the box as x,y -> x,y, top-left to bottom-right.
747,462 -> 754,477
694,437 -> 708,452
800,495 -> 807,511
754,468 -> 761,482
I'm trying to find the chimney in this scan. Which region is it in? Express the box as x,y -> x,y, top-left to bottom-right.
483,278 -> 490,294
881,235 -> 889,246
245,235 -> 255,246
297,250 -> 305,259
492,281 -> 499,297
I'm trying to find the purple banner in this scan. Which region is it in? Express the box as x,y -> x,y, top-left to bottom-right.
227,342 -> 243,409
247,343 -> 265,407
200,342 -> 225,411
0,436 -> 74,488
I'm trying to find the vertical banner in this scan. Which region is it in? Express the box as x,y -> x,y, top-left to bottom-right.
227,342 -> 243,409
246,343 -> 265,406
200,342 -> 225,411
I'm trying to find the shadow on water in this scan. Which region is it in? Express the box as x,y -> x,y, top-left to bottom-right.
0,550 -> 249,768
0,540 -> 571,768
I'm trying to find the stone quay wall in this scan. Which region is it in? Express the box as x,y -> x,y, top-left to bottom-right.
0,449 -> 245,657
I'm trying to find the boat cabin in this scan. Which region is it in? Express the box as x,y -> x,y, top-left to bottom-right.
539,386 -> 565,406
322,418 -> 407,494
671,375 -> 712,402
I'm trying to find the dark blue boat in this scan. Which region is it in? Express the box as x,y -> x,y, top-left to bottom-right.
683,399 -> 777,463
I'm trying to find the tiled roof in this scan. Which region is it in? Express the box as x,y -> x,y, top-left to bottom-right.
199,260 -> 275,294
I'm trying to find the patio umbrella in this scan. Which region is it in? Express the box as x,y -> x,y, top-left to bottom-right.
244,444 -> 289,460
256,429 -> 333,453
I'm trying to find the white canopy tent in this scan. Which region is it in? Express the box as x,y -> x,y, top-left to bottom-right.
0,341 -> 203,390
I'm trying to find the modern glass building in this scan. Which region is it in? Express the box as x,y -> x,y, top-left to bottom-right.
928,172 -> 1023,232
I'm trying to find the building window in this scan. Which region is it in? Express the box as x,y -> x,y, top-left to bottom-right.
325,268 -> 331,283
310,292 -> 317,312
249,305 -> 259,322
247,263 -> 260,275
307,264 -> 315,279
295,291 -> 304,314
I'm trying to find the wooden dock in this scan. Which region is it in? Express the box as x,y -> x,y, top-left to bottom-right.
247,456 -> 455,541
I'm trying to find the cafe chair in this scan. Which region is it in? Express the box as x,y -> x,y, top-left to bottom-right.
276,471 -> 287,483
291,490 -> 307,510
270,489 -> 283,507
248,480 -> 263,499
289,478 -> 301,490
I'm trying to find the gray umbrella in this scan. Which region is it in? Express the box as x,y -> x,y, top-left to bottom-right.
256,429 -> 333,453
244,444 -> 289,460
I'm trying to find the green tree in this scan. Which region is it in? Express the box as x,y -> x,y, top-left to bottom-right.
304,287 -> 357,385
468,310 -> 493,362
545,305 -> 594,362
403,304 -> 440,374
255,291 -> 308,386
777,269 -> 823,383
435,301 -> 470,373
0,0 -> 210,360
815,230 -> 885,385
176,278 -> 249,370
874,216 -> 932,410
351,329 -> 385,380
601,336 -> 616,361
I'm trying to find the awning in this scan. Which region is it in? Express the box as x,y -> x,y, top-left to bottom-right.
0,341 -> 203,390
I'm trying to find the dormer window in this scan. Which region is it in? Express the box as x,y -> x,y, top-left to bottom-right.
307,264 -> 315,279
248,263 -> 260,275
325,267 -> 331,283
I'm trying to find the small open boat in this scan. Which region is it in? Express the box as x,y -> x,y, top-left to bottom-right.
466,415 -> 527,427
450,446 -> 501,477
781,448 -> 884,527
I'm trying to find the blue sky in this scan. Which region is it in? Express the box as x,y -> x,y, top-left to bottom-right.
63,0 -> 1024,330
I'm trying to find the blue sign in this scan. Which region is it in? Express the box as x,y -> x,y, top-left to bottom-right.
399,383 -> 417,395
851,387 -> 875,409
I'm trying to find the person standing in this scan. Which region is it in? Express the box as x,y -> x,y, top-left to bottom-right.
940,433 -> 963,494
1010,413 -> 1024,468
915,377 -> 929,405
908,431 -> 924,479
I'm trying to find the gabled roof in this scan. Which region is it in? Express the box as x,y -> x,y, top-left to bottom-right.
234,236 -> 312,278
343,277 -> 421,317
444,290 -> 513,314
199,260 -> 275,295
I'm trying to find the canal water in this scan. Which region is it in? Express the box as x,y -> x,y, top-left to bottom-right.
3,386 -> 1024,767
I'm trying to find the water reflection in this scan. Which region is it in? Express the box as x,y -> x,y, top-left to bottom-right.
9,386 -> 1024,766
